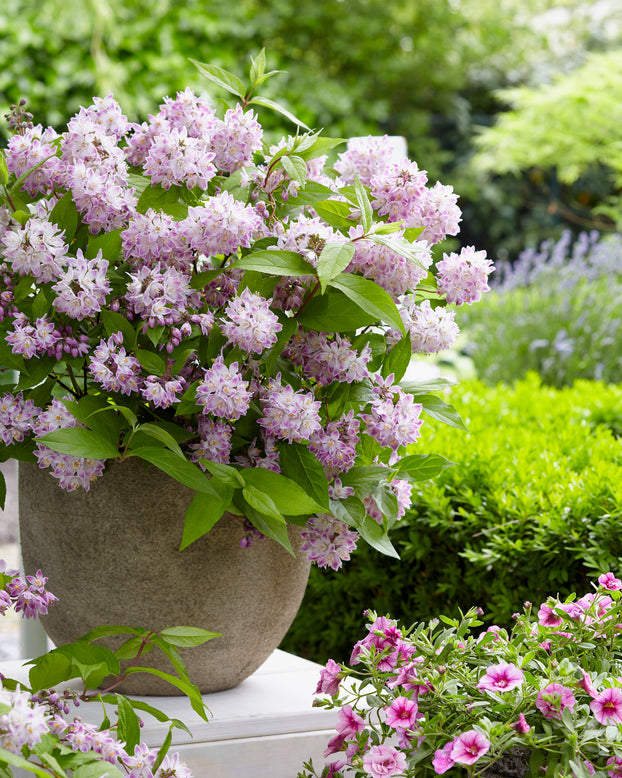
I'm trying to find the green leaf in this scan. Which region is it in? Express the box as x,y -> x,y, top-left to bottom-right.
190,58 -> 246,98
265,316 -> 298,376
357,514 -> 400,558
49,190 -> 79,242
241,468 -> 326,515
135,349 -> 167,376
73,762 -> 125,778
28,651 -> 73,691
400,378 -> 456,394
115,636 -> 152,661
125,665 -> 209,720
329,274 -> 405,333
159,626 -> 221,647
180,486 -> 233,550
317,242 -> 355,294
339,465 -> 392,493
280,154 -> 307,186
100,309 -> 136,346
126,446 -> 220,494
312,199 -> 356,232
381,332 -> 412,382
290,182 -> 335,206
200,460 -> 245,488
370,232 -> 427,267
0,747 -> 51,777
250,48 -> 266,85
132,423 -> 184,458
297,291 -> 379,333
418,394 -> 468,431
116,694 -> 141,756
15,356 -> 55,391
189,268 -> 223,290
136,183 -> 183,215
238,497 -> 294,555
353,175 -> 373,232
85,228 -> 123,261
38,427 -> 119,459
393,453 -> 455,481
248,96 -> 310,129
242,483 -> 284,522
277,442 -> 330,511
231,250 -> 315,277
76,624 -> 143,643
296,137 -> 347,161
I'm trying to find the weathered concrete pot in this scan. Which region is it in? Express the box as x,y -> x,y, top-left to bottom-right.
18,459 -> 311,695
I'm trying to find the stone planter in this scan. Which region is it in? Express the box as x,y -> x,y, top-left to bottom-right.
18,459 -> 311,695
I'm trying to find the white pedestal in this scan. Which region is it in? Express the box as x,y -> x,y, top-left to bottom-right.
1,650 -> 336,777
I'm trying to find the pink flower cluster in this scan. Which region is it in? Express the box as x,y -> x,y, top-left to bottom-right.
300,515 -> 359,570
0,563 -> 57,619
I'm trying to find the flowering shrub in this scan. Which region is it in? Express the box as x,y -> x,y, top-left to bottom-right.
459,230 -> 622,387
0,561 -> 212,777
0,53 -> 493,566
300,573 -> 622,778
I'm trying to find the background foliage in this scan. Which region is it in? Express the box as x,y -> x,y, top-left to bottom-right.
3,0 -> 622,258
281,374 -> 622,663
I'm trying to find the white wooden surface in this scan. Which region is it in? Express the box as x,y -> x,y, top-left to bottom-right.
1,650 -> 336,777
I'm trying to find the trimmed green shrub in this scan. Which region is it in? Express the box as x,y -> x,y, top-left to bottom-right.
458,230 -> 622,387
281,374 -> 622,663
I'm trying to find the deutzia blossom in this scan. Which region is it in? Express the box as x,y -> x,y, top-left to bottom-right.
196,357 -> 252,421
221,288 -> 283,354
51,249 -> 111,320
436,245 -> 495,305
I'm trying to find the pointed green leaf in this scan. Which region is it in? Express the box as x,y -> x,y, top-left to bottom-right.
329,273 -> 405,333
135,349 -> 167,376
418,394 -> 468,431
49,190 -> 79,242
237,497 -> 294,555
136,183 -> 183,216
100,309 -> 136,346
189,268 -> 223,290
353,175 -> 373,232
297,291 -> 378,333
190,58 -> 246,98
85,228 -> 123,261
231,250 -> 315,277
200,460 -> 245,488
133,423 -> 184,458
242,483 -> 284,522
277,441 -> 330,511
116,695 -> 141,756
393,453 -> 455,481
39,427 -> 119,459
280,154 -> 307,186
317,242 -> 355,294
126,446 -> 220,494
124,665 -> 209,720
0,747 -> 51,777
241,467 -> 326,515
250,48 -> 267,85
159,626 -> 221,647
381,332 -> 412,382
400,378 -> 456,394
312,199 -> 356,232
180,487 -> 232,550
248,96 -> 310,129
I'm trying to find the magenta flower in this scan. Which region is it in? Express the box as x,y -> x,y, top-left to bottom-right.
537,602 -> 563,627
432,741 -> 455,774
536,683 -> 576,720
511,713 -> 531,734
590,687 -> 622,725
607,755 -> 622,777
450,729 -> 490,765
578,671 -> 598,698
362,744 -> 407,778
315,659 -> 342,696
477,662 -> 524,693
384,695 -> 419,730
599,572 -> 622,591
335,705 -> 365,738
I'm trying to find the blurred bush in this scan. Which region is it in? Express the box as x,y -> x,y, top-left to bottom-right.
457,230 -> 622,387
281,374 -> 622,663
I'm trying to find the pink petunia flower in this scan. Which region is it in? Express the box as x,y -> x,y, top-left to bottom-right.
384,696 -> 419,730
511,713 -> 530,734
450,729 -> 490,765
335,705 -> 365,738
316,659 -> 342,696
590,687 -> 622,725
599,572 -> 622,591
362,744 -> 407,778
433,741 -> 455,775
578,671 -> 598,698
607,755 -> 622,777
537,602 -> 563,627
536,683 -> 576,720
477,662 -> 524,693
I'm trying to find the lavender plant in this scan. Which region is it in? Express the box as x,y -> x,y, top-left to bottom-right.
0,561 -> 213,777
301,573 -> 622,778
0,53 -> 493,567
459,230 -> 622,387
